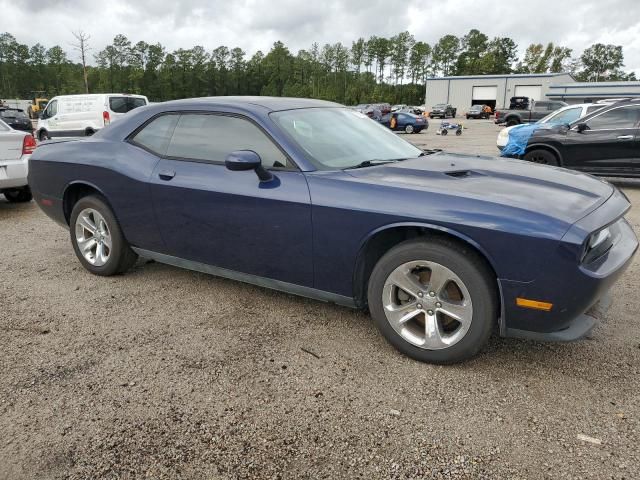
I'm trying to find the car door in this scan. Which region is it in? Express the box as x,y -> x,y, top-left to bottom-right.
530,102 -> 551,122
143,112 -> 314,287
40,100 -> 58,133
561,104 -> 640,174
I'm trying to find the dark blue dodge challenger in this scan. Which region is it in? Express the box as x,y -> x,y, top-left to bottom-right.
28,97 -> 638,364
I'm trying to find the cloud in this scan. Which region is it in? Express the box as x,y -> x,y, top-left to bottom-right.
1,0 -> 639,74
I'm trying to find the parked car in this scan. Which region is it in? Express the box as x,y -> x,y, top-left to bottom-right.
28,97 -> 637,364
379,111 -> 428,133
0,108 -> 34,133
391,104 -> 407,112
501,99 -> 640,177
36,93 -> 148,141
494,100 -> 567,126
0,118 -> 36,202
430,104 -> 456,119
465,105 -> 490,119
497,103 -> 607,150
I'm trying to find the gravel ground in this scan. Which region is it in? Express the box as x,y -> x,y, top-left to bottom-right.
1,119 -> 640,479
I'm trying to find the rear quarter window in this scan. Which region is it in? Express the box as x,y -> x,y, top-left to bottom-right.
131,115 -> 179,156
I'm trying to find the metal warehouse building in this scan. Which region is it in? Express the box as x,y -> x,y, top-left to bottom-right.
425,73 -> 575,113
546,81 -> 640,104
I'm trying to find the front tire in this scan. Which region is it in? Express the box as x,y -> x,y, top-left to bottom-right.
368,238 -> 497,364
70,195 -> 138,276
38,129 -> 50,141
405,124 -> 414,134
3,187 -> 32,203
524,149 -> 559,166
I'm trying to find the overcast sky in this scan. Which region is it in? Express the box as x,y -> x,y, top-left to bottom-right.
2,0 -> 639,75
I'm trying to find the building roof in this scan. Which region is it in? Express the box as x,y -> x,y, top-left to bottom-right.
426,73 -> 573,81
547,81 -> 640,98
549,81 -> 640,89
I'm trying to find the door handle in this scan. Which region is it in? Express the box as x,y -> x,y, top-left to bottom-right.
617,135 -> 634,140
158,170 -> 176,180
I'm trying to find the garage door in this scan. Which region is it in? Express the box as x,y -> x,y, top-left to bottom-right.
514,85 -> 542,101
472,86 -> 497,100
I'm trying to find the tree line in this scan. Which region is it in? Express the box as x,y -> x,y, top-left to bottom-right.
0,30 -> 636,106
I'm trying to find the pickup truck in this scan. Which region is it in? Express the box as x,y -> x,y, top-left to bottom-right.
495,100 -> 567,126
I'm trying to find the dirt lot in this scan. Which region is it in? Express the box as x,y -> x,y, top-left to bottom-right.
1,120 -> 640,479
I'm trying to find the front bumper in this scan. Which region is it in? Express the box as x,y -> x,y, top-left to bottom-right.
505,292 -> 611,341
0,155 -> 29,190
499,190 -> 638,341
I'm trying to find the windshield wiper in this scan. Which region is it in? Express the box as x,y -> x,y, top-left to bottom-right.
343,159 -> 400,170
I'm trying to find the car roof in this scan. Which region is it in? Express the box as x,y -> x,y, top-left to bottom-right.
160,96 -> 342,112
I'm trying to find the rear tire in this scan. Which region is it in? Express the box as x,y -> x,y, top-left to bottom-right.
70,195 -> 138,276
524,149 -> 559,166
368,238 -> 497,364
506,119 -> 519,127
3,187 -> 32,203
405,124 -> 414,134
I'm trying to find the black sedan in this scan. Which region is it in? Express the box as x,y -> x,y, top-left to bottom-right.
506,99 -> 640,177
0,108 -> 33,133
466,105 -> 490,119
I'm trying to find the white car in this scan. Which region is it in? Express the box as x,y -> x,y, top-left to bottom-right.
0,119 -> 35,202
496,103 -> 607,150
36,93 -> 148,141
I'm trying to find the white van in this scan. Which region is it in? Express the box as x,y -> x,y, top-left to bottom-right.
36,93 -> 148,141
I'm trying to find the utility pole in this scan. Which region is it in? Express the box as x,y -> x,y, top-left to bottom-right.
71,31 -> 91,93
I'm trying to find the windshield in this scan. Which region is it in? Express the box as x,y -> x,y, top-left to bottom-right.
271,107 -> 423,169
538,106 -> 583,125
470,105 -> 482,111
434,104 -> 446,108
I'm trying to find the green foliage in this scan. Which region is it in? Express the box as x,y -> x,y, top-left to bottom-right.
0,31 -> 636,106
580,43 -> 625,81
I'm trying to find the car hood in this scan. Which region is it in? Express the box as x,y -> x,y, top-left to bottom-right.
344,152 -> 613,225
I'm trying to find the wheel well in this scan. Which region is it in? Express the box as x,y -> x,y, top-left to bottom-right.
524,145 -> 562,165
63,183 -> 101,225
353,226 -> 499,310
85,127 -> 96,136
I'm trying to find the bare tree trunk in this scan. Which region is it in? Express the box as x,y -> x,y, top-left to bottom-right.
72,31 -> 91,93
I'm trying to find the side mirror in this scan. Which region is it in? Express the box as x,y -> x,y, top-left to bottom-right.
575,123 -> 588,133
225,150 -> 273,182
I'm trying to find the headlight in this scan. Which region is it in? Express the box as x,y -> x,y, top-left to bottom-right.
498,129 -> 509,139
582,224 -> 615,264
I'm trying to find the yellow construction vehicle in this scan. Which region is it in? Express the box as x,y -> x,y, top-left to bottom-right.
27,93 -> 48,119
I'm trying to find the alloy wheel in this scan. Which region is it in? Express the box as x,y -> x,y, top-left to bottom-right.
74,208 -> 112,266
382,260 -> 473,350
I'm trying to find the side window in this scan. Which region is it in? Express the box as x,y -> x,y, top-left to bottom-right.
533,102 -> 548,111
45,100 -> 57,118
585,106 -> 604,115
131,115 -> 179,156
586,106 -> 640,130
166,114 -> 289,168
